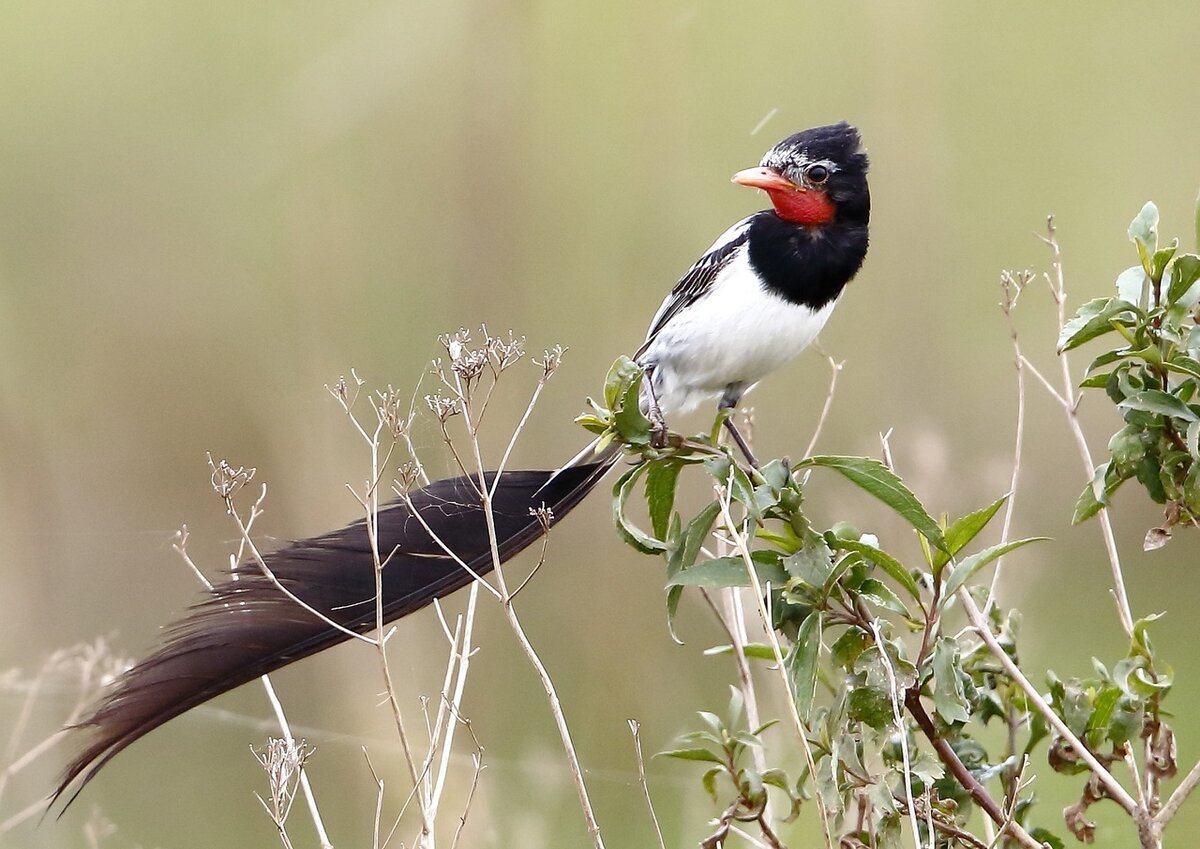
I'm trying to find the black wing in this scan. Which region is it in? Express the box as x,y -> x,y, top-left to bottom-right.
637,216 -> 755,357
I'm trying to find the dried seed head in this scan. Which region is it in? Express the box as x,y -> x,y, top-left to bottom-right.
529,504 -> 554,534
451,346 -> 489,385
485,327 -> 526,372
375,386 -> 412,439
534,344 -> 567,380
252,737 -> 311,823
208,454 -> 256,500
425,393 -> 461,422
438,328 -> 473,362
394,461 -> 422,494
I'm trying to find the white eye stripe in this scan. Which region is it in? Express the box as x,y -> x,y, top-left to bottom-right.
760,150 -> 840,174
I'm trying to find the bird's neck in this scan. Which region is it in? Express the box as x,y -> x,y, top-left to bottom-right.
747,212 -> 869,310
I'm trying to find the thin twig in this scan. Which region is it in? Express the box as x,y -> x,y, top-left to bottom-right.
867,619 -> 921,849
455,349 -> 606,849
174,523 -> 333,848
986,271 -> 1031,613
1156,756 -> 1200,827
714,476 -> 835,849
903,690 -> 1043,849
1040,220 -> 1135,636
803,354 -> 844,458
958,587 -> 1138,813
628,720 -> 668,849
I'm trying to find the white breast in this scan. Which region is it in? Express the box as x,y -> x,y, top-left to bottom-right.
639,248 -> 836,415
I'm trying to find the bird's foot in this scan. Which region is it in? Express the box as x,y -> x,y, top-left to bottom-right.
649,407 -> 669,449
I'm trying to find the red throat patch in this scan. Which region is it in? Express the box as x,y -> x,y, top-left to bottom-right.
767,188 -> 836,226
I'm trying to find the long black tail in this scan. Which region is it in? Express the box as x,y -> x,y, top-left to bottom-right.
53,452 -> 619,809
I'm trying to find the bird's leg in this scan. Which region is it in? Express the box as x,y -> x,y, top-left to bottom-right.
643,365 -> 669,449
718,386 -> 758,468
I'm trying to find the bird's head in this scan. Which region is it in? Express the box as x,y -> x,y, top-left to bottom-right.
732,122 -> 870,228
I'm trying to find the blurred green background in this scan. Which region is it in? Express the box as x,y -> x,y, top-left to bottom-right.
3,2 -> 1200,847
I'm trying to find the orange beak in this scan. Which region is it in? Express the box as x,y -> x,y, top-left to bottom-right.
730,166 -> 805,193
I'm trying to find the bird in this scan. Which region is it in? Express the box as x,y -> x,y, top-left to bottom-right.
51,122 -> 871,807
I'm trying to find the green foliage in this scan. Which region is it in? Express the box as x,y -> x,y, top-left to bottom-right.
659,687 -> 802,849
587,368 -> 1065,845
1063,203 -> 1200,542
589,202 -> 1194,846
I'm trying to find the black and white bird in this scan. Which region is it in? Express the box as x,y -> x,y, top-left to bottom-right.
52,122 -> 871,807
636,121 -> 870,459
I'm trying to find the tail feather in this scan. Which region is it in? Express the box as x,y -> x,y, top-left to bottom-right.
53,452 -> 620,809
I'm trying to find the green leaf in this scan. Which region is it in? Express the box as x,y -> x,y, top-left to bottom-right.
1152,240 -> 1179,286
645,459 -> 683,541
1188,421 -> 1200,462
701,766 -> 722,801
663,501 -> 721,639
1073,461 -> 1129,524
1115,265 -> 1149,307
941,537 -> 1049,602
857,578 -> 910,617
613,370 -> 651,445
1165,354 -> 1200,382
1057,297 -> 1140,353
830,535 -> 921,600
1132,612 -> 1165,659
603,355 -> 640,411
666,501 -> 720,576
797,456 -> 946,552
658,747 -> 725,764
1168,254 -> 1200,304
667,552 -> 789,589
1030,827 -> 1066,849
847,682 -> 893,731
703,455 -> 762,521
931,637 -> 971,724
1118,389 -> 1200,423
786,612 -> 823,719
831,628 -> 871,671
612,463 -> 663,554
701,643 -> 778,661
932,493 -> 1009,571
782,537 -> 835,588
1129,201 -> 1159,274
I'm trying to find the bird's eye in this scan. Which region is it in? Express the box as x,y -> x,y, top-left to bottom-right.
806,164 -> 830,183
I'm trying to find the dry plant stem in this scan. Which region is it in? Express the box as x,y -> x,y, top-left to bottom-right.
867,619 -> 921,849
698,548 -> 768,784
449,752 -> 484,849
174,527 -> 333,849
456,375 -> 606,849
1041,221 -> 1136,637
1156,757 -> 1200,827
727,825 -> 774,849
986,273 -> 1029,613
360,430 -> 434,845
230,497 -> 380,646
714,478 -> 834,849
429,594 -> 478,818
628,720 -> 668,849
488,376 -> 549,499
0,668 -> 49,808
803,354 -> 844,458
957,587 -> 1138,814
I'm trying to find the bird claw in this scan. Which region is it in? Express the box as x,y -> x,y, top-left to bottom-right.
647,405 -> 670,449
